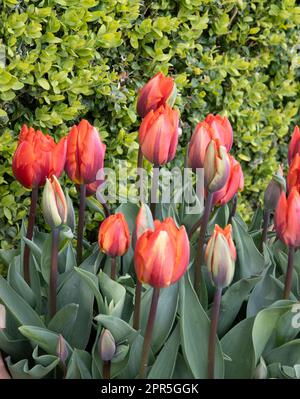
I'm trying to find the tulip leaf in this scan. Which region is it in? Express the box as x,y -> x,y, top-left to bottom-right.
148,323 -> 180,379
22,237 -> 42,264
94,314 -> 138,344
40,234 -> 53,285
47,303 -> 79,342
66,349 -> 92,379
221,317 -> 256,379
74,267 -> 103,311
179,274 -> 224,378
99,271 -> 126,318
0,329 -> 32,359
264,340 -> 300,367
207,204 -> 230,234
172,353 -> 194,379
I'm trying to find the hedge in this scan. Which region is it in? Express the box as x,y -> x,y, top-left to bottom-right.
0,0 -> 300,267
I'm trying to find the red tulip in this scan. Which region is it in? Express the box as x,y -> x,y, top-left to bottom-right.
137,72 -> 174,118
205,114 -> 233,152
275,188 -> 300,247
188,121 -> 214,169
288,153 -> 300,193
288,125 -> 300,165
65,119 -> 106,185
212,155 -> 244,206
134,217 -> 190,288
98,213 -> 130,257
205,224 -> 236,288
204,139 -> 230,193
85,179 -> 105,197
12,125 -> 67,188
139,104 -> 179,166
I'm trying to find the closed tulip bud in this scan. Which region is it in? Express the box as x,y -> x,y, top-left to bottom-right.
65,190 -> 75,231
204,140 -> 230,193
213,155 -> 244,206
65,119 -> 106,185
139,104 -> 179,166
134,217 -> 190,288
98,213 -> 130,257
188,121 -> 214,169
288,125 -> 300,165
287,154 -> 300,193
132,203 -> 154,249
205,114 -> 233,152
137,72 -> 175,118
42,175 -> 67,229
205,224 -> 236,288
56,334 -> 68,364
99,329 -> 116,362
0,304 -> 6,329
12,124 -> 67,188
275,188 -> 300,247
264,165 -> 286,211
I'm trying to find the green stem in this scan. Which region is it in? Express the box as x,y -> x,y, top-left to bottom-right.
207,286 -> 222,379
49,228 -> 59,318
150,166 -> 160,218
133,280 -> 142,330
23,186 -> 39,285
103,361 -> 111,379
283,246 -> 295,299
76,184 -> 86,264
261,209 -> 270,250
194,192 -> 213,297
111,257 -> 117,280
139,287 -> 160,379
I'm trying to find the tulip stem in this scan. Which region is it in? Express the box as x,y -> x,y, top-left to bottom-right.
261,209 -> 270,250
228,194 -> 238,224
77,184 -> 86,264
137,147 -> 144,203
188,216 -> 203,239
133,280 -> 142,330
150,166 -> 160,218
194,191 -> 213,298
23,186 -> 39,285
283,246 -> 295,299
103,361 -> 111,379
111,257 -> 117,280
49,228 -> 59,318
139,287 -> 160,379
207,286 -> 222,379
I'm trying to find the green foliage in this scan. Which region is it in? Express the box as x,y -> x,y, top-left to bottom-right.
1,0 -> 300,267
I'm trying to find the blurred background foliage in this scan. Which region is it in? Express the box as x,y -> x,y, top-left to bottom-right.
0,0 -> 300,273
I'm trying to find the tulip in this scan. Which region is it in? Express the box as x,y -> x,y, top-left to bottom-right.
12,124 -> 67,189
275,188 -> 300,299
288,125 -> 300,165
65,119 -> 106,263
188,121 -> 214,170
205,114 -> 233,152
138,104 -> 179,166
137,72 -> 175,118
42,176 -> 67,229
204,139 -> 230,193
98,213 -> 130,280
205,224 -> 236,379
288,154 -> 300,193
212,155 -> 244,206
99,329 -> 116,362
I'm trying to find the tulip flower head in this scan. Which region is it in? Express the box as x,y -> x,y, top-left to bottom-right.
139,104 -> 179,166
12,125 -> 67,188
65,119 -> 106,185
205,224 -> 236,288
275,188 -> 300,247
205,114 -> 233,152
137,72 -> 175,118
287,154 -> 300,193
132,203 -> 154,249
98,213 -> 130,258
42,175 -> 68,229
134,217 -> 190,288
204,139 -> 230,193
264,165 -> 286,211
213,155 -> 244,206
99,329 -> 116,362
288,125 -> 300,165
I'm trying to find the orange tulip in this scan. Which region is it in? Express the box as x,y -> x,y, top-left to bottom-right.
85,178 -> 105,197
205,114 -> 233,152
137,72 -> 174,118
204,139 -> 230,193
134,217 -> 190,288
275,188 -> 300,247
212,155 -> 244,206
12,124 -> 67,188
65,119 -> 106,185
205,224 -> 236,288
287,153 -> 300,193
288,125 -> 300,165
98,213 -> 130,257
139,104 -> 179,166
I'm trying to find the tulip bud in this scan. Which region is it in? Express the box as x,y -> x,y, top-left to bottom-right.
99,329 -> 116,362
264,166 -> 286,211
42,175 -> 67,229
205,114 -> 233,152
56,334 -> 68,364
65,190 -> 75,231
0,305 -> 6,329
132,203 -> 154,249
98,213 -> 130,257
204,140 -> 230,193
288,125 -> 300,165
205,224 -> 236,288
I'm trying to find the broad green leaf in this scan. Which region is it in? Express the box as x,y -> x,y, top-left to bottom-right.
48,303 -> 79,342
66,349 -> 92,379
99,271 -> 126,318
94,314 -> 137,344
